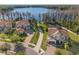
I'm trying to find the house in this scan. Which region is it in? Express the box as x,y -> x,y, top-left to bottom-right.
0,20 -> 12,31
16,20 -> 34,34
16,27 -> 27,36
16,20 -> 30,29
16,28 -> 25,34
48,28 -> 68,47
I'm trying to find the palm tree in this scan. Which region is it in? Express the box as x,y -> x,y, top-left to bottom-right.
19,13 -> 23,20
1,11 -> 5,20
25,12 -> 28,20
26,12 -> 32,20
6,13 -> 10,20
0,7 -> 14,20
21,12 -> 25,20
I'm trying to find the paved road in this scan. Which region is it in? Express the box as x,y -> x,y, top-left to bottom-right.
33,32 -> 43,53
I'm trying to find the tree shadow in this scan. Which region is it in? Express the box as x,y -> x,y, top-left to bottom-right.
67,40 -> 79,55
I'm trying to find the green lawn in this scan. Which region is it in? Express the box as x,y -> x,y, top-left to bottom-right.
0,33 -> 11,42
67,31 -> 79,54
15,51 -> 25,55
67,31 -> 79,43
39,22 -> 48,51
55,48 -> 72,55
0,33 -> 26,43
41,32 -> 48,51
39,22 -> 48,32
30,32 -> 39,44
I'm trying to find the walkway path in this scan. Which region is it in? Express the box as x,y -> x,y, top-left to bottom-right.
33,32 -> 43,53
23,32 -> 39,55
23,32 -> 35,47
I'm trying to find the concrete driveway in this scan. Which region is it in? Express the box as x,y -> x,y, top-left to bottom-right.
45,44 -> 56,55
33,32 -> 43,53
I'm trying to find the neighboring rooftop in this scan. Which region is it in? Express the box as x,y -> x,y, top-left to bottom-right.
16,20 -> 30,26
48,28 -> 68,37
0,20 -> 12,28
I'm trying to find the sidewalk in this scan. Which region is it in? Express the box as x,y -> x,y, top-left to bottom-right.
23,32 -> 35,47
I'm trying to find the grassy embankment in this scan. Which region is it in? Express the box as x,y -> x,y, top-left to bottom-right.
67,31 -> 79,54
41,32 -> 48,51
39,22 -> 48,51
30,32 -> 39,44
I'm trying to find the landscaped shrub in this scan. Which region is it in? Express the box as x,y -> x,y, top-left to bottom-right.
10,34 -> 23,43
0,43 -> 10,54
4,28 -> 15,35
18,32 -> 27,37
55,49 -> 62,55
15,42 -> 26,55
12,21 -> 16,28
10,35 -> 19,43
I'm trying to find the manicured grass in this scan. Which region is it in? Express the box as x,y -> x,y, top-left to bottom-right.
39,22 -> 48,51
30,32 -> 39,44
0,33 -> 11,42
0,33 -> 26,43
67,31 -> 79,54
55,48 -> 72,55
15,51 -> 25,55
39,22 -> 48,32
67,31 -> 79,43
69,40 -> 79,54
41,32 -> 48,51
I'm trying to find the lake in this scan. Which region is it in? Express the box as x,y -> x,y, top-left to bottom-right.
12,7 -> 49,21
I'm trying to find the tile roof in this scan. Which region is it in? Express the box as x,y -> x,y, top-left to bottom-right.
0,20 -> 12,27
16,20 -> 30,26
16,28 -> 25,33
48,28 -> 68,37
48,28 -> 58,36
